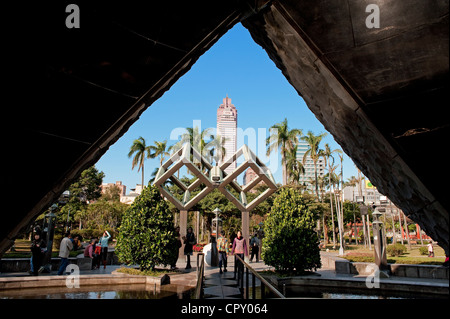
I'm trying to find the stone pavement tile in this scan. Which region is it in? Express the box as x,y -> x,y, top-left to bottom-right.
204,286 -> 223,295
220,285 -> 241,296
204,278 -> 222,285
219,279 -> 238,287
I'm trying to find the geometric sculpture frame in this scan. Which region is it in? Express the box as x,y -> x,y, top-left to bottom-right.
216,144 -> 278,212
154,143 -> 278,212
154,143 -> 214,211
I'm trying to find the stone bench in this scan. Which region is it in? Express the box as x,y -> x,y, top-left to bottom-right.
76,254 -> 92,270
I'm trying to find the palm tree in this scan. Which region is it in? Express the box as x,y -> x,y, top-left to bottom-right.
171,126 -> 225,173
344,176 -> 360,188
286,145 -> 305,185
266,118 -> 302,185
208,134 -> 227,166
300,131 -> 327,199
149,140 -> 171,166
128,136 -> 151,188
322,144 -> 342,248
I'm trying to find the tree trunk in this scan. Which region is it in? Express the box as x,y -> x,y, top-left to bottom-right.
330,189 -> 336,248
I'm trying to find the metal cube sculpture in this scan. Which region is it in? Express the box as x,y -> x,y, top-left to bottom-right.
153,143 -> 214,211
154,143 -> 277,212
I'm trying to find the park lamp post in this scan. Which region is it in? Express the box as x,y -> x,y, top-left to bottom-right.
356,196 -> 368,248
211,207 -> 222,267
335,190 -> 345,256
372,207 -> 390,276
41,203 -> 58,273
212,207 -> 222,238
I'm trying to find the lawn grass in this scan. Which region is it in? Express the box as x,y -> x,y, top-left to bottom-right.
326,244 -> 446,265
115,266 -> 175,277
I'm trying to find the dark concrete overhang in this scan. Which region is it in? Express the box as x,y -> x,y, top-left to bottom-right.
3,0 -> 448,255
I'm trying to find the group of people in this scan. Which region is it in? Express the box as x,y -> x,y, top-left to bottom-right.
29,229 -> 111,276
176,227 -> 261,277
83,230 -> 111,270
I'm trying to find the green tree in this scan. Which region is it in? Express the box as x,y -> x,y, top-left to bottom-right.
128,136 -> 151,188
266,118 -> 302,186
262,187 -> 321,273
115,184 -> 178,271
83,199 -> 127,231
58,166 -> 105,229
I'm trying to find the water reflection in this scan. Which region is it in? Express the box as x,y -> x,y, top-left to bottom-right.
282,286 -> 445,299
0,284 -> 194,299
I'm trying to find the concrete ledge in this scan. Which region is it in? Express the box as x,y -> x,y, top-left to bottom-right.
0,258 -> 77,273
269,274 -> 449,296
0,250 -> 119,273
334,260 -> 449,280
0,271 -> 170,290
76,254 -> 92,270
391,264 -> 449,280
110,269 -> 170,286
320,253 -> 348,270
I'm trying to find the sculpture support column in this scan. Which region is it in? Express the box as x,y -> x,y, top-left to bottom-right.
180,210 -> 187,258
241,210 -> 249,262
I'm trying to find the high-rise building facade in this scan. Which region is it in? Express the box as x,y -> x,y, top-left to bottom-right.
217,95 -> 237,175
296,141 -> 325,189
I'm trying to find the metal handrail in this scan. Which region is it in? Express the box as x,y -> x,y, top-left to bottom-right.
194,253 -> 205,299
235,255 -> 285,299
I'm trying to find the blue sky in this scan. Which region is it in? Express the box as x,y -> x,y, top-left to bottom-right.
95,23 -> 358,193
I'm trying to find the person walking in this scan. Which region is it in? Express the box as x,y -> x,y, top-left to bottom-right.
170,226 -> 182,270
99,230 -> 111,269
183,227 -> 196,269
57,232 -> 73,275
427,241 -> 434,257
30,232 -> 46,276
231,231 -> 248,280
217,230 -> 229,274
93,240 -> 102,269
250,233 -> 260,262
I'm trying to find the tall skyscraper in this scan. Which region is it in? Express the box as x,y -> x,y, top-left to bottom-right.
217,95 -> 237,175
296,141 -> 325,189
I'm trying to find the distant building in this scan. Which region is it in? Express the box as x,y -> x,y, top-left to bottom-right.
296,141 -> 325,189
343,182 -> 402,217
101,182 -> 145,204
242,167 -> 266,193
120,184 -> 143,205
101,181 -> 126,196
217,95 -> 237,175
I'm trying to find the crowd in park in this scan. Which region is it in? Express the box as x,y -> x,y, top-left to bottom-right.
172,225 -> 262,277
29,228 -> 111,276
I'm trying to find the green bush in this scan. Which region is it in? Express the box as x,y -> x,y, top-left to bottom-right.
386,243 -> 407,257
419,246 -> 429,255
115,184 -> 178,271
262,188 -> 321,273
